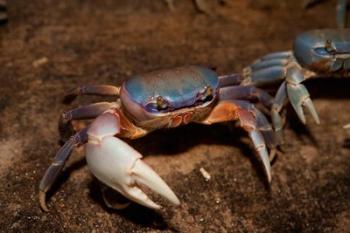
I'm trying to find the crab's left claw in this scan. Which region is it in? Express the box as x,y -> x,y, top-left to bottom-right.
86,112 -> 180,209
285,67 -> 320,125
286,82 -> 320,125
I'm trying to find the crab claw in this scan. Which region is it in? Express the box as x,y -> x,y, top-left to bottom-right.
286,83 -> 320,125
86,112 -> 180,209
284,66 -> 320,125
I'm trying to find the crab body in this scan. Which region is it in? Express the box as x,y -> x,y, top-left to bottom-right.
120,66 -> 219,130
39,65 -> 277,211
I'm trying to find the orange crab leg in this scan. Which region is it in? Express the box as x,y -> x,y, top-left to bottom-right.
198,100 -> 272,182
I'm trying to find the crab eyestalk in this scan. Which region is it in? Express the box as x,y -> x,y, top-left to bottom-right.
156,96 -> 168,110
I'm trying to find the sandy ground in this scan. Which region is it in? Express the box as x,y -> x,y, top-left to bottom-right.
0,0 -> 350,232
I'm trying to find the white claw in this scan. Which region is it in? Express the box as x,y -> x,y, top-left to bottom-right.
131,159 -> 180,206
85,135 -> 180,209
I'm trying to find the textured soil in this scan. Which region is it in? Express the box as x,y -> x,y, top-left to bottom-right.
0,0 -> 350,232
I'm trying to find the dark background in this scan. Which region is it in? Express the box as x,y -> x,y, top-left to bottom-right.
0,0 -> 349,232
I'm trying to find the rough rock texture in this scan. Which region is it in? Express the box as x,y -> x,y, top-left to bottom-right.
0,0 -> 349,232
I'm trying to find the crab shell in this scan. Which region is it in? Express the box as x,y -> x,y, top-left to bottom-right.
119,65 -> 220,130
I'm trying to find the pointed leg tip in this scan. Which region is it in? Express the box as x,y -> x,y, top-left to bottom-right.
269,149 -> 277,162
107,202 -> 130,210
39,191 -> 49,212
303,98 -> 320,125
266,168 -> 272,184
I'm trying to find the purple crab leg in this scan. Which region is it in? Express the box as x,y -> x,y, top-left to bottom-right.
60,102 -> 117,124
218,73 -> 242,87
244,52 -> 292,85
246,66 -> 286,86
64,84 -> 120,104
233,100 -> 276,175
232,100 -> 279,150
219,85 -> 274,110
39,128 -> 88,211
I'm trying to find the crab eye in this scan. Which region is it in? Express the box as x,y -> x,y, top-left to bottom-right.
325,40 -> 336,54
156,96 -> 168,110
144,96 -> 169,113
198,86 -> 214,102
314,40 -> 337,56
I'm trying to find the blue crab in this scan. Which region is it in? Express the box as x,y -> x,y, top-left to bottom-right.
242,29 -> 350,135
39,66 -> 278,211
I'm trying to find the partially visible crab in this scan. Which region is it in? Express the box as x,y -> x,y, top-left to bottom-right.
39,65 -> 278,211
242,29 -> 350,136
164,0 -> 226,15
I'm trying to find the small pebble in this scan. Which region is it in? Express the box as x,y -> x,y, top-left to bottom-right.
32,57 -> 49,68
199,167 -> 211,181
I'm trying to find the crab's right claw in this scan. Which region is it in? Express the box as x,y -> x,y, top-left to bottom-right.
85,113 -> 180,209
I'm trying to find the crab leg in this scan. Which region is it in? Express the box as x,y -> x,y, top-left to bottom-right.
232,100 -> 279,150
85,111 -> 180,209
218,73 -> 242,87
39,128 -> 89,211
244,55 -> 320,129
244,66 -> 287,86
257,51 -> 292,61
249,58 -> 289,71
199,100 -> 272,182
271,82 -> 288,138
218,85 -> 282,144
219,85 -> 274,110
64,84 -> 120,104
100,183 -> 131,209
60,102 -> 118,124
